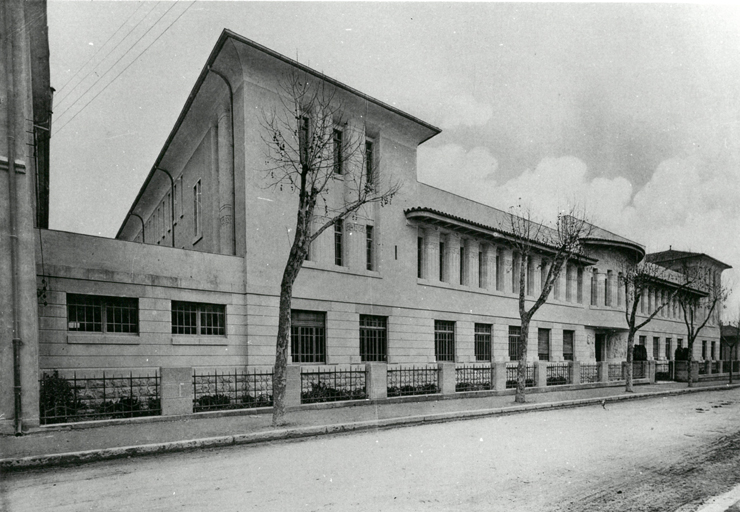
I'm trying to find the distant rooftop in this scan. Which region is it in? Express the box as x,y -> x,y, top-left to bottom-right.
646,250 -> 732,270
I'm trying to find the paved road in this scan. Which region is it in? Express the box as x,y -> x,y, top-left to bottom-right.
2,389 -> 739,512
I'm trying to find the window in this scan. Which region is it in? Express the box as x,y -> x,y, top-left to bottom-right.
496,248 -> 504,291
193,179 -> 202,239
334,220 -> 344,266
478,250 -> 485,288
434,320 -> 455,362
540,260 -> 548,295
666,338 -> 672,360
702,340 -> 707,360
459,245 -> 466,285
605,270 -> 613,306
590,269 -> 598,306
526,257 -> 534,296
291,310 -> 326,363
508,326 -> 521,361
640,289 -> 646,314
299,114 -> 310,164
538,328 -> 550,361
332,128 -> 343,174
67,294 -> 139,334
512,253 -> 521,294
617,273 -> 623,307
474,323 -> 492,361
439,237 -> 446,282
711,341 -> 716,360
365,138 -> 374,185
653,337 -> 660,360
366,225 -> 374,271
678,338 -> 684,350
563,330 -> 575,361
177,176 -> 184,219
639,335 -> 646,346
172,301 -> 225,336
566,265 -> 573,302
577,268 -> 583,303
417,235 -> 425,278
360,315 -> 387,362
166,193 -> 171,232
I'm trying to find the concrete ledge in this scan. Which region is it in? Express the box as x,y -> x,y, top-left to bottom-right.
3,382 -> 739,471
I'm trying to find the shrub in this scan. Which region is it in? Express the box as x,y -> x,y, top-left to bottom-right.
633,345 -> 648,361
39,371 -> 79,424
195,394 -> 231,411
546,376 -> 568,386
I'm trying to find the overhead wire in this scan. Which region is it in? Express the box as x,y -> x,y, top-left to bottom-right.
53,1 -> 195,136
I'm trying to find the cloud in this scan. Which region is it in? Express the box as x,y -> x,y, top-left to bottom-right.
436,94 -> 494,129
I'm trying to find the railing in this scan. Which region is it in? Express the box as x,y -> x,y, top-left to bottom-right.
546,363 -> 571,386
608,364 -> 623,381
632,361 -> 646,379
456,365 -> 493,392
711,361 -> 720,373
39,370 -> 160,425
193,368 -> 273,412
301,366 -> 367,404
580,363 -> 599,384
506,363 -> 535,389
698,363 -> 708,375
387,365 -> 439,397
655,362 -> 670,381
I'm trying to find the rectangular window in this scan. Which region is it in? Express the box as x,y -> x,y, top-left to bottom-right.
577,268 -> 583,303
172,301 -> 225,336
508,326 -> 521,361
365,139 -> 374,185
474,323 -> 492,362
165,194 -> 171,232
434,320 -> 455,362
512,253 -> 520,294
360,315 -> 387,362
178,176 -> 184,218
334,220 -> 343,266
67,294 -> 139,334
653,337 -> 660,360
299,114 -> 310,164
333,128 -> 343,174
590,269 -> 598,306
553,270 -> 560,299
496,248 -> 504,291
173,183 -> 178,224
666,338 -> 672,360
617,273 -> 623,307
563,330 -> 575,361
538,328 -> 550,361
526,257 -> 534,296
702,340 -> 707,360
711,341 -> 716,360
478,250 -> 485,288
540,260 -> 548,294
566,265 -> 573,302
639,335 -> 646,346
439,238 -> 446,282
291,310 -> 326,363
605,270 -> 612,306
417,236 -> 424,279
366,225 -> 374,271
459,245 -> 466,285
193,179 -> 202,239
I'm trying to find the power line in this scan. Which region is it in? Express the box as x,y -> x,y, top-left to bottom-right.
54,2 -> 147,98
53,2 -> 195,136
54,1 -> 162,111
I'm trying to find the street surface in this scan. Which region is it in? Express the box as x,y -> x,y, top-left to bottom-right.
2,389 -> 739,512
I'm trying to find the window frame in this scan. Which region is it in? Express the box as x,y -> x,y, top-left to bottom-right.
563,330 -> 575,361
366,225 -> 374,271
474,323 -> 492,362
365,137 -> 375,186
508,325 -> 521,361
291,310 -> 326,363
359,314 -> 387,362
67,293 -> 139,335
171,300 -> 226,337
653,336 -> 660,360
434,320 -> 455,362
332,127 -> 343,175
334,219 -> 344,267
193,179 -> 202,241
538,328 -> 550,361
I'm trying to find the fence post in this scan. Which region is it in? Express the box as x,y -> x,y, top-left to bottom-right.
438,362 -> 456,395
285,365 -> 302,407
494,362 -> 507,391
161,367 -> 194,416
571,361 -> 581,385
535,361 -> 548,387
599,361 -> 609,383
366,363 -> 387,400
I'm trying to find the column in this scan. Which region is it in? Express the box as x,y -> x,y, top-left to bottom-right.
217,109 -> 235,255
438,362 -> 456,395
161,367 -> 193,416
365,363 -> 387,400
448,232 -> 461,285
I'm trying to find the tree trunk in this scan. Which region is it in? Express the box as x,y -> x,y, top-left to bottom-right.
515,317 -> 530,403
687,339 -> 694,388
625,331 -> 635,393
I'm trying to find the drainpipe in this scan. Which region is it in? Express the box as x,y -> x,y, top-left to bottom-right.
130,213 -> 145,243
5,1 -> 24,436
207,67 -> 236,255
154,167 -> 175,248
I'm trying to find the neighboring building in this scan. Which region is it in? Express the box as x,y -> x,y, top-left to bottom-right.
2,26 -> 733,432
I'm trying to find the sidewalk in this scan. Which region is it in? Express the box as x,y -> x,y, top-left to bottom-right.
2,380 -> 738,470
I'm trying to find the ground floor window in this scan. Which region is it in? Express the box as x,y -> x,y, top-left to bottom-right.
172,301 -> 225,336
435,320 -> 455,362
508,326 -> 521,361
538,328 -> 550,361
665,338 -> 672,360
474,323 -> 492,361
653,337 -> 660,360
291,310 -> 326,363
563,330 -> 574,361
67,294 -> 139,334
360,315 -> 387,362
702,340 -> 707,360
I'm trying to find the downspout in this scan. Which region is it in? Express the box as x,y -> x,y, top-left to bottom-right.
207,67 -> 237,254
5,1 -> 24,436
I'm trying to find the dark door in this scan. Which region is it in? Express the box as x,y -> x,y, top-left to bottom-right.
595,333 -> 605,362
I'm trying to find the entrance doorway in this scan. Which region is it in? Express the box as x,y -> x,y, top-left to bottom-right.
595,333 -> 606,362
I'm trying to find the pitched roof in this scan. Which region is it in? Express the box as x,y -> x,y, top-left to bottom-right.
646,250 -> 732,270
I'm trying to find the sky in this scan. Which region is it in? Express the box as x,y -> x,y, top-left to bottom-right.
47,1 -> 740,318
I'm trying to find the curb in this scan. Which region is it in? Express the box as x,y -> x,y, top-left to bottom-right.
2,383 -> 738,471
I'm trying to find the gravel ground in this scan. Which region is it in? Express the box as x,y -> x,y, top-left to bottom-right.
2,389 -> 739,512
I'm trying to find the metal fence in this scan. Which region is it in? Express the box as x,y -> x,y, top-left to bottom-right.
655,362 -> 670,381
608,363 -> 623,381
301,366 -> 367,404
193,369 -> 273,412
711,361 -> 720,373
546,363 -> 571,386
698,363 -> 708,375
387,366 -> 439,397
506,363 -> 535,389
39,370 -> 160,425
632,361 -> 646,379
455,365 -> 493,392
580,363 -> 599,384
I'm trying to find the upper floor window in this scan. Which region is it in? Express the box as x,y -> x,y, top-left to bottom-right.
590,269 -> 598,306
576,268 -> 583,304
512,253 -> 521,294
566,265 -> 574,302
434,320 -> 455,362
478,249 -> 485,289
495,248 -> 504,291
360,315 -> 387,362
365,138 -> 375,185
526,257 -> 534,296
366,225 -> 374,271
459,245 -> 466,285
67,294 -> 139,334
439,237 -> 447,282
417,235 -> 425,279
540,260 -> 548,295
333,128 -> 343,174
291,310 -> 326,363
172,301 -> 225,336
193,179 -> 202,240
334,220 -> 344,266
474,323 -> 492,361
605,270 -> 613,307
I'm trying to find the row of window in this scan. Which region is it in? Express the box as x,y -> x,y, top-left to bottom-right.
636,335 -> 718,360
312,220 -> 375,271
141,176 -> 202,245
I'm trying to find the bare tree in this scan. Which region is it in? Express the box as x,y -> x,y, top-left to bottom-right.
262,72 -> 401,425
505,208 -> 591,403
676,266 -> 730,388
719,307 -> 740,384
619,261 -> 693,392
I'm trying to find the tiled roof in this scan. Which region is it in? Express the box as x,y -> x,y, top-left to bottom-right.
647,250 -> 732,270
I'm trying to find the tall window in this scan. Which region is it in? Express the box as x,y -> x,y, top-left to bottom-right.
512,253 -> 520,294
417,235 -> 424,278
563,330 -> 575,361
508,326 -> 521,361
360,315 -> 387,362
176,176 -> 184,219
577,268 -> 583,303
702,340 -> 707,360
590,269 -> 598,306
605,270 -> 613,306
496,248 -> 504,291
526,257 -> 534,296
538,328 -> 550,361
365,138 -> 374,185
434,320 -> 455,362
165,193 -> 171,232
332,128 -> 343,174
474,323 -> 492,361
366,225 -> 374,271
566,265 -> 573,302
439,237 -> 446,282
172,301 -> 225,336
459,245 -> 466,285
67,294 -> 139,334
299,114 -> 310,164
334,220 -> 344,266
639,335 -> 646,346
653,337 -> 660,360
291,310 -> 326,363
711,341 -> 716,360
540,260 -> 548,295
193,179 -> 202,239
478,250 -> 485,288
553,270 -> 560,299
617,273 -> 623,307
665,338 -> 672,360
